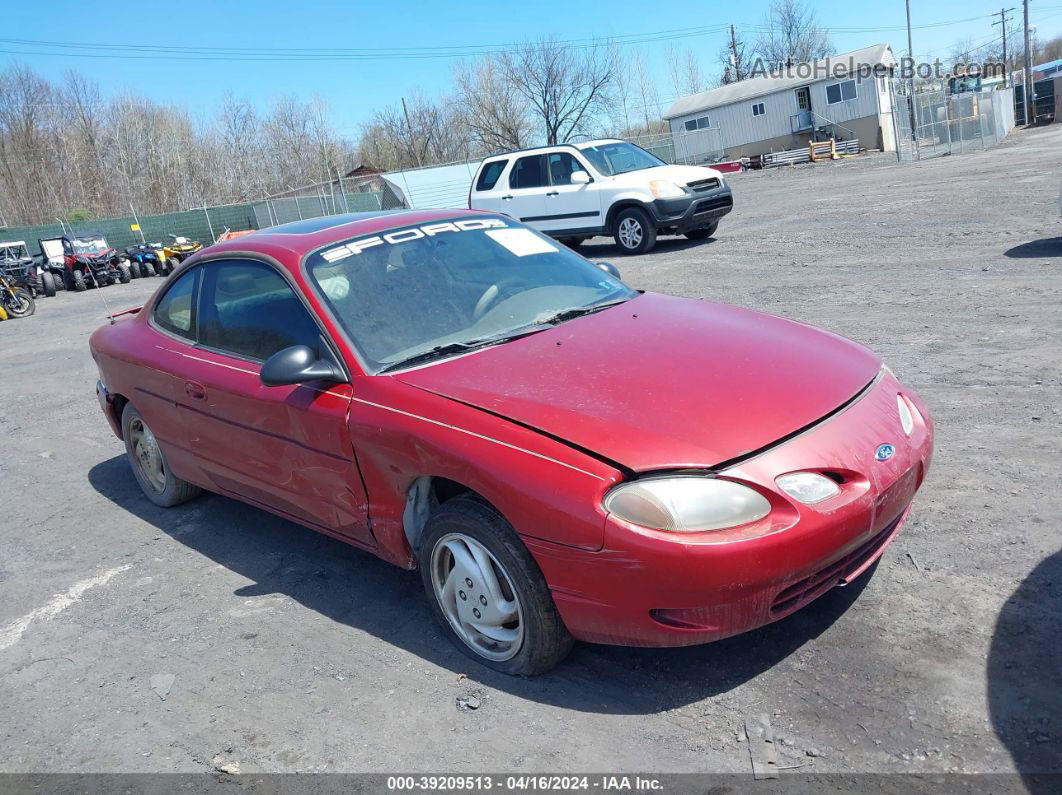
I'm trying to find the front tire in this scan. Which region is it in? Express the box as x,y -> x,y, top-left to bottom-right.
613,206 -> 656,255
167,257 -> 180,275
72,270 -> 87,292
121,404 -> 202,508
117,264 -> 131,283
419,495 -> 573,675
41,271 -> 57,297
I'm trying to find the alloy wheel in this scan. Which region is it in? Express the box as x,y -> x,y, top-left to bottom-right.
618,217 -> 643,249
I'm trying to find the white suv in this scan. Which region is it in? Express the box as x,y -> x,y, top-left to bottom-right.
468,139 -> 733,254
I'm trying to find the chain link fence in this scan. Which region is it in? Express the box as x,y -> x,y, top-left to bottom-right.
891,82 -> 1015,162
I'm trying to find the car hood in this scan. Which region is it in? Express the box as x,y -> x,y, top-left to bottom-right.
606,164 -> 724,188
394,293 -> 882,471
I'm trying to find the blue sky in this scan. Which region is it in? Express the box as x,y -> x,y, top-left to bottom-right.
4,0 -> 1061,137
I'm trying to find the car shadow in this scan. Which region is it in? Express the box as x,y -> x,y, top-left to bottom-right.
580,235 -> 716,259
987,549 -> 1062,791
1003,238 -> 1062,259
89,454 -> 872,715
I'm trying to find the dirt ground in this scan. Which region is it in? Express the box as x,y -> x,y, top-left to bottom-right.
0,125 -> 1059,779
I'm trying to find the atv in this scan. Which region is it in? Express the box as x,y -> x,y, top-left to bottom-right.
1,240 -> 59,298
123,244 -> 163,278
39,234 -> 131,292
164,235 -> 202,270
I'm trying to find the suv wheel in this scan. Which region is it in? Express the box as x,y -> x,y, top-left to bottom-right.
613,207 -> 656,254
685,222 -> 718,241
419,495 -> 574,675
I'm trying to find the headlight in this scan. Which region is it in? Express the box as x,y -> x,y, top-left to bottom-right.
603,477 -> 771,533
776,472 -> 840,504
897,394 -> 918,435
649,180 -> 687,199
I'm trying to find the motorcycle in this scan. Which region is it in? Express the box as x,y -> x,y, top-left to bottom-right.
0,268 -> 35,319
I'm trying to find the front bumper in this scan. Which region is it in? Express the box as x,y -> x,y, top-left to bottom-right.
649,183 -> 734,233
530,370 -> 934,647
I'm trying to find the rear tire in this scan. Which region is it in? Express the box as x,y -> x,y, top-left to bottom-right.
142,261 -> 157,277
41,271 -> 57,297
560,237 -> 586,249
418,495 -> 574,676
684,222 -> 718,241
72,270 -> 87,292
121,403 -> 202,508
117,264 -> 131,284
613,206 -> 656,255
130,262 -> 142,279
5,288 -> 35,317
167,257 -> 180,275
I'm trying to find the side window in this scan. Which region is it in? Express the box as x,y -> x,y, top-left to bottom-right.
509,155 -> 548,189
153,266 -> 199,341
546,153 -> 587,186
827,79 -> 857,104
476,159 -> 507,191
198,260 -> 321,362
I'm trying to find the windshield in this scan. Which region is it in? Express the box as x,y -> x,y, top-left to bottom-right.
578,142 -> 666,176
307,216 -> 636,372
72,236 -> 108,254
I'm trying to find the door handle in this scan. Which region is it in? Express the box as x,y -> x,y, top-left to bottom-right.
184,381 -> 206,400
546,191 -> 559,196
501,195 -> 514,200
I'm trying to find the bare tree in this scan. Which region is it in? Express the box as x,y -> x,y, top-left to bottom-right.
455,57 -> 532,152
756,0 -> 833,67
667,45 -> 710,96
718,26 -> 752,84
500,37 -> 616,145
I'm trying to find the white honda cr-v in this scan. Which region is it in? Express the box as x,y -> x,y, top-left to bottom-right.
468,139 -> 733,255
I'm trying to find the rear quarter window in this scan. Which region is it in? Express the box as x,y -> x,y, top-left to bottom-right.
475,159 -> 508,191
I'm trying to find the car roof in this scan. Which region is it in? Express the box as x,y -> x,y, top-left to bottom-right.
191,208 -> 493,266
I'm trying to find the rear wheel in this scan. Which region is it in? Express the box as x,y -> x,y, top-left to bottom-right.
613,206 -> 656,255
72,270 -> 87,292
5,288 -> 35,317
129,262 -> 142,279
41,271 -> 57,297
419,495 -> 573,675
122,404 -> 202,508
684,222 -> 718,241
142,261 -> 157,277
167,257 -> 180,274
117,264 -> 131,284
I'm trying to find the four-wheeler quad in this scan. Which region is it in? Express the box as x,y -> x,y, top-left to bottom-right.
163,235 -> 202,270
123,244 -> 163,278
39,234 -> 131,292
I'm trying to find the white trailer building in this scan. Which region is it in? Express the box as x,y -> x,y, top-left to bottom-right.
663,44 -> 899,161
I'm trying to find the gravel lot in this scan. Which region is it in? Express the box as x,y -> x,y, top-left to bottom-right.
1,125 -> 1059,779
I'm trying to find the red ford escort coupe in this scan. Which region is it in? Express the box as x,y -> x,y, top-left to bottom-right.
90,210 -> 934,675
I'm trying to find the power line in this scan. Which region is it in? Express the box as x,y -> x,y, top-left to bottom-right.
3,11 -> 1060,63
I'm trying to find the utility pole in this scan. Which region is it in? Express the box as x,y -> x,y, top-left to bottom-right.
993,8 -> 1015,87
729,25 -> 744,81
905,0 -> 917,143
1022,0 -> 1034,124
401,97 -> 422,167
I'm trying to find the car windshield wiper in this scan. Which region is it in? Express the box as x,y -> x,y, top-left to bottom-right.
533,297 -> 631,327
379,332 -> 532,373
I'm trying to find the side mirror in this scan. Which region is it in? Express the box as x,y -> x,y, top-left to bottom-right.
571,170 -> 591,185
260,344 -> 346,387
595,261 -> 621,280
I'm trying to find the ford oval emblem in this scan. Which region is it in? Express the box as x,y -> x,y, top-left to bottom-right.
875,444 -> 895,462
